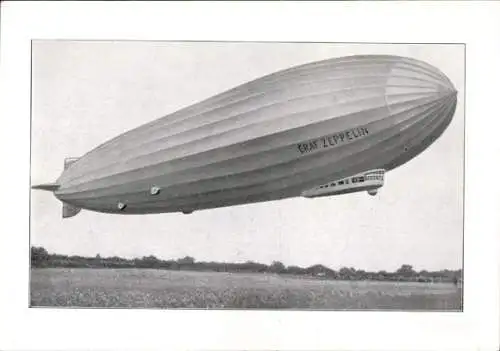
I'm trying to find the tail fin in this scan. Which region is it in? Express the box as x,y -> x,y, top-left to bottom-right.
31,183 -> 60,191
32,156 -> 82,218
31,156 -> 79,191
64,157 -> 80,170
62,202 -> 81,218
62,157 -> 82,218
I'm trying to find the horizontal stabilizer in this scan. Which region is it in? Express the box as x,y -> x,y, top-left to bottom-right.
63,202 -> 81,218
31,183 -> 60,191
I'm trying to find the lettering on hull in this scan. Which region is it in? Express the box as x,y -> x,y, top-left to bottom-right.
297,127 -> 369,155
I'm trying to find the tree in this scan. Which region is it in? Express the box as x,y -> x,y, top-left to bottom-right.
287,265 -> 305,275
306,264 -> 334,277
241,261 -> 268,273
177,256 -> 195,265
31,246 -> 49,267
339,267 -> 356,280
142,255 -> 158,261
269,261 -> 285,274
396,264 -> 415,277
136,255 -> 159,268
354,269 -> 367,280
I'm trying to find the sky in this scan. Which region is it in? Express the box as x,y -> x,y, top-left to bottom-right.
30,41 -> 464,272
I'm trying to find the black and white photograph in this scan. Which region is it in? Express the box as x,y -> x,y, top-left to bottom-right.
1,2 -> 499,351
30,41 -> 464,311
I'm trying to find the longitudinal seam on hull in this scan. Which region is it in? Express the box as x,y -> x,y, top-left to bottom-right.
59,96 -> 445,197
74,57 -> 437,161
93,86 -> 439,159
82,69 -> 438,158
60,95 -> 450,206
383,95 -> 456,171
131,96 -> 456,212
68,57 -> 449,183
136,95 -> 454,207
63,94 -> 442,188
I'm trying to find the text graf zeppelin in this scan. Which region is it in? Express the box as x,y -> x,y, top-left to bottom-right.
297,127 -> 370,154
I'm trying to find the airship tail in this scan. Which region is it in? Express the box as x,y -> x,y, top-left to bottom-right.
32,157 -> 82,218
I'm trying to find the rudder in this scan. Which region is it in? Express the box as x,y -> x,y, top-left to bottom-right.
62,202 -> 81,218
62,157 -> 82,218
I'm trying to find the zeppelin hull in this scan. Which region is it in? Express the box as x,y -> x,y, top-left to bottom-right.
54,55 -> 457,214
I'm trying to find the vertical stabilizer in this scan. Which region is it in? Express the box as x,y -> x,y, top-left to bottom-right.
64,157 -> 80,170
62,202 -> 81,218
62,157 -> 82,218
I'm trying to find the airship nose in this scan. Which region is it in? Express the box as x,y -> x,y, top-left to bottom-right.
386,58 -> 458,119
381,56 -> 458,171
437,72 -> 457,97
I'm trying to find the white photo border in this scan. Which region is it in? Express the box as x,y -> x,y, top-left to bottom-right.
0,2 -> 499,350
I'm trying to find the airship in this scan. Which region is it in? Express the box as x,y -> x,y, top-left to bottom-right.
32,55 -> 457,218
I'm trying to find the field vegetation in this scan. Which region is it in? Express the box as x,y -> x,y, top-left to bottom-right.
31,246 -> 462,284
31,268 -> 462,310
30,246 -> 462,310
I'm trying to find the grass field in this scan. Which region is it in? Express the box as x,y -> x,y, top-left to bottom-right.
30,268 -> 462,310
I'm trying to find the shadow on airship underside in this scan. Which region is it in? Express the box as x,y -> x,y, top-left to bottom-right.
32,55 -> 458,218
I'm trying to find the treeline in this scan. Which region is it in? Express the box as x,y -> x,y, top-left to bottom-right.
31,246 -> 462,283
